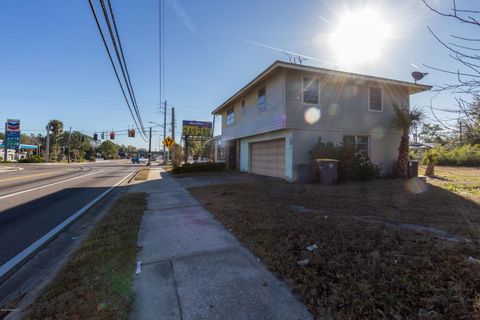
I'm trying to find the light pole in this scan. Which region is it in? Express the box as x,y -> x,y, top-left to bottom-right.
149,121 -> 165,163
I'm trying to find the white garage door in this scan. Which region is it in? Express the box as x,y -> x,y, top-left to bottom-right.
250,139 -> 286,178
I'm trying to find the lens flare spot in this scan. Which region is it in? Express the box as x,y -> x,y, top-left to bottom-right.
404,178 -> 428,194
344,84 -> 358,98
371,126 -> 384,140
327,103 -> 339,116
304,107 -> 321,124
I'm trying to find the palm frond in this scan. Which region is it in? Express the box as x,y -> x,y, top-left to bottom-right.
390,103 -> 424,131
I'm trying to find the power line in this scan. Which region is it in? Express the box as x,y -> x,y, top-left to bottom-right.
87,0 -> 147,141
99,0 -> 146,138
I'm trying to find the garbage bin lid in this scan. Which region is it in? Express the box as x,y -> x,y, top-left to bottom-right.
315,158 -> 339,162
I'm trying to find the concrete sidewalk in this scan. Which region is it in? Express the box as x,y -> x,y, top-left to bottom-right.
129,169 -> 313,320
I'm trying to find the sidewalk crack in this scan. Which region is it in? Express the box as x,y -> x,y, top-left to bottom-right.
170,259 -> 183,320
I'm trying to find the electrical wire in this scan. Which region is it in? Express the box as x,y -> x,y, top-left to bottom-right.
87,0 -> 147,141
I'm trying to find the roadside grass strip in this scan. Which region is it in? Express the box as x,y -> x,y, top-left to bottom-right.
22,193 -> 146,320
133,169 -> 150,181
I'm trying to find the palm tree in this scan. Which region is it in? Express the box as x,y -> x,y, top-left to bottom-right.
47,119 -> 64,161
391,104 -> 424,178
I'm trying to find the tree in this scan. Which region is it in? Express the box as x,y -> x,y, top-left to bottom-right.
422,1 -> 480,143
418,123 -> 445,143
47,119 -> 64,161
391,104 -> 424,178
60,131 -> 92,162
98,140 -> 119,159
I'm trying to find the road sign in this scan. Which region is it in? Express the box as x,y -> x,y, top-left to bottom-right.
162,136 -> 175,148
5,119 -> 21,148
182,120 -> 212,137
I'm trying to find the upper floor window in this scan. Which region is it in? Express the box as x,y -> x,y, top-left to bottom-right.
227,108 -> 235,126
258,87 -> 266,111
303,76 -> 320,104
343,135 -> 370,158
369,86 -> 383,111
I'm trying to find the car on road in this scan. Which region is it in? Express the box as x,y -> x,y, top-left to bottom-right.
131,157 -> 148,164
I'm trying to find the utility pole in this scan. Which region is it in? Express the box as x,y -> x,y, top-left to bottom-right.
459,121 -> 463,143
163,100 -> 167,163
171,107 -> 175,163
3,122 -> 7,162
45,125 -> 50,163
147,127 -> 152,166
67,126 -> 72,163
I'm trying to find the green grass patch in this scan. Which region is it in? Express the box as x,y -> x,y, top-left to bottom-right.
22,192 -> 147,320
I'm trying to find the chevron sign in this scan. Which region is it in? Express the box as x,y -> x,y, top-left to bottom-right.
6,119 -> 20,132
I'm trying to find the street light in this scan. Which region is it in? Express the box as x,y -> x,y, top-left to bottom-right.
149,121 -> 165,163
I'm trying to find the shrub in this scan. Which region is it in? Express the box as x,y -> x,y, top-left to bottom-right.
18,155 -> 44,163
171,162 -> 225,174
309,137 -> 381,182
423,144 -> 480,166
170,144 -> 183,168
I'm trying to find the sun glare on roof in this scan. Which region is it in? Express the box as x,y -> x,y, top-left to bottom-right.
329,8 -> 392,67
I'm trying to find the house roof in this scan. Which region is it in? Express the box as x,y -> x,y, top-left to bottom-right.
212,60 -> 432,115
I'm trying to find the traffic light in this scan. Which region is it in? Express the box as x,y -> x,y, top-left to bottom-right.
93,133 -> 98,141
128,129 -> 135,137
101,132 -> 105,140
110,131 -> 115,140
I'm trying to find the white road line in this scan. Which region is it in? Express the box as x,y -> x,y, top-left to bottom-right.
0,170 -> 105,200
0,170 -> 136,280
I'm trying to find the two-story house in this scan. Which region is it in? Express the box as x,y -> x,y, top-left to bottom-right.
212,61 -> 431,181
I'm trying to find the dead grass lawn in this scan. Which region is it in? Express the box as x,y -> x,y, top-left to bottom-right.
190,174 -> 480,319
22,193 -> 146,320
133,169 -> 150,181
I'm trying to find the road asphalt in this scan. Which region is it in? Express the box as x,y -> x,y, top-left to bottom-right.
0,160 -> 139,274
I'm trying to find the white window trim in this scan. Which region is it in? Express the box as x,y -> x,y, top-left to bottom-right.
343,135 -> 371,159
226,108 -> 235,126
368,85 -> 383,112
258,87 -> 266,112
302,75 -> 321,105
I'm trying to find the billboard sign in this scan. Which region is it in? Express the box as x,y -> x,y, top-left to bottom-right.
182,120 -> 212,137
5,119 -> 21,148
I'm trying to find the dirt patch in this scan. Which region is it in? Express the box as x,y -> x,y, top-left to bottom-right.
21,193 -> 146,320
133,169 -> 150,181
189,178 -> 480,319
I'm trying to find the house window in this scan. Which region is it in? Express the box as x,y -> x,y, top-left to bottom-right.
303,76 -> 320,104
258,87 -> 266,111
369,86 -> 382,111
343,135 -> 370,158
227,108 -> 235,125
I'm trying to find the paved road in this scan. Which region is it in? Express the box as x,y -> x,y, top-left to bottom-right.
0,160 -> 140,271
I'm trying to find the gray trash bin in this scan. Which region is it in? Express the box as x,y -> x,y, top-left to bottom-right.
408,160 -> 419,178
316,159 -> 339,185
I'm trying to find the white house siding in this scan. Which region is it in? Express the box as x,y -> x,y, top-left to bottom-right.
284,69 -> 408,179
240,130 -> 294,181
284,69 -> 409,133
291,129 -> 401,180
221,70 -> 286,142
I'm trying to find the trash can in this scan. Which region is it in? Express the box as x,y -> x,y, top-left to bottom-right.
316,159 -> 339,185
296,164 -> 319,183
408,160 -> 419,178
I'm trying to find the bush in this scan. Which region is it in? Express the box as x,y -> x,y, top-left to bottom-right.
171,162 -> 225,174
309,137 -> 381,182
18,155 -> 44,163
423,144 -> 480,166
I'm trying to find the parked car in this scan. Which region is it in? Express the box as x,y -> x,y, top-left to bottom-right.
131,157 -> 148,164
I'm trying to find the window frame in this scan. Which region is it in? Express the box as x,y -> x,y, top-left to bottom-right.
343,135 -> 371,159
257,87 -> 266,112
302,76 -> 321,105
368,85 -> 383,112
226,108 -> 235,126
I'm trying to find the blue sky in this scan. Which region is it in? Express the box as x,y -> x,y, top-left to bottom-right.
0,0 -> 472,148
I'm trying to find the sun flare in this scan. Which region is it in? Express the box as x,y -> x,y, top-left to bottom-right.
329,8 -> 392,66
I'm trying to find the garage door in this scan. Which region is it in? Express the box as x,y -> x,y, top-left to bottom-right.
250,139 -> 285,178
